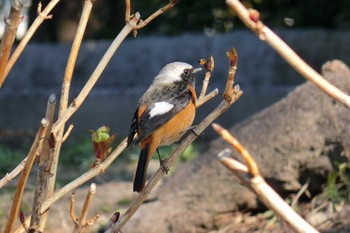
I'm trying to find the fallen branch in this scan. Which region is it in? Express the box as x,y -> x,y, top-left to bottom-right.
213,123 -> 319,233
226,0 -> 350,109
105,48 -> 243,233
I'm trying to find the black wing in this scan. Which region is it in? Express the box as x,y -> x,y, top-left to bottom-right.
132,84 -> 193,145
127,109 -> 139,148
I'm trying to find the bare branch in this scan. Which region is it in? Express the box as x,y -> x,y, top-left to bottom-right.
198,56 -> 214,99
51,14 -> 140,136
0,157 -> 27,189
70,192 -> 78,224
215,125 -> 319,233
226,0 -> 350,109
40,138 -> 128,215
223,48 -> 238,102
4,118 -> 48,233
79,183 -> 97,227
0,3 -> 22,87
3,0 -> 61,82
29,93 -> 56,232
132,0 -> 178,30
212,123 -> 259,176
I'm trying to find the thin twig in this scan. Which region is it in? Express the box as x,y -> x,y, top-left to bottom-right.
70,192 -> 78,224
51,14 -> 139,136
132,0 -> 178,30
40,138 -> 128,215
198,56 -> 214,99
214,124 -> 319,233
73,183 -> 98,232
212,123 -> 259,176
196,88 -> 219,108
106,49 -> 243,232
79,183 -> 97,227
124,0 -> 131,22
223,48 -> 238,102
4,119 -> 49,233
0,157 -> 27,189
3,0 -> 60,82
226,0 -> 350,109
0,2 -> 22,87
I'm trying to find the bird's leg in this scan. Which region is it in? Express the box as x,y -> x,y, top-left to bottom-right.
156,148 -> 169,174
183,125 -> 201,137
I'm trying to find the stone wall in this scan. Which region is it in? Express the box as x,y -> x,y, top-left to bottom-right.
1,29 -> 349,138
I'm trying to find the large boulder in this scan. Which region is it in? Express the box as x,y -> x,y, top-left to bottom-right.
123,60 -> 350,232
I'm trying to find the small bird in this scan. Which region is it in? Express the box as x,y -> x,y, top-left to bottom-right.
127,62 -> 201,192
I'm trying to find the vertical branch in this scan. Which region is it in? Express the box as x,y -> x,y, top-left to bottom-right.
4,119 -> 49,233
72,183 -> 98,233
3,0 -> 60,82
0,1 -> 23,87
29,94 -> 56,232
38,1 -> 95,230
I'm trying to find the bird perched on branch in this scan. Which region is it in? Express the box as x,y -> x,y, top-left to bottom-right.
127,62 -> 201,192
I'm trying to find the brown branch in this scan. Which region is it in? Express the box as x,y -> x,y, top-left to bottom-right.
198,56 -> 214,99
0,157 -> 27,189
72,183 -> 98,232
132,0 -> 178,30
29,94 -> 56,232
226,0 -> 350,109
124,0 -> 131,22
196,88 -> 219,108
70,192 -> 78,224
223,48 -> 238,102
3,0 -> 60,82
51,14 -> 139,136
212,123 -> 259,176
0,2 -> 22,88
40,138 -> 128,215
38,2 -> 94,230
215,125 -> 319,233
4,118 -> 49,233
105,50 -> 243,233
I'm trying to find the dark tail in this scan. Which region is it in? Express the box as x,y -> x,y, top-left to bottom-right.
133,144 -> 150,192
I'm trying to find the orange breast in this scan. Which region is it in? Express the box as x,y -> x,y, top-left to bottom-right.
152,100 -> 196,146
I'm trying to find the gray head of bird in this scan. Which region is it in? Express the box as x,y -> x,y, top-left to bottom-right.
153,62 -> 202,85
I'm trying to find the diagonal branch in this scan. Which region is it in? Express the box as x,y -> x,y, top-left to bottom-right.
0,0 -> 23,87
214,124 -> 319,233
3,0 -> 61,85
226,0 -> 350,109
4,119 -> 49,233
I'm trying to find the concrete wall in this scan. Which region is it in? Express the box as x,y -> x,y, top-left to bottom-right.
1,29 -> 349,139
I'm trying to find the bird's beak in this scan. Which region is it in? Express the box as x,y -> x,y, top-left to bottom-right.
192,67 -> 202,74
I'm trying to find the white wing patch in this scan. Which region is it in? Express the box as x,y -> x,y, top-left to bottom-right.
149,102 -> 174,118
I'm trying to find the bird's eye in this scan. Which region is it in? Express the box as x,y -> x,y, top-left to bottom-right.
183,69 -> 190,76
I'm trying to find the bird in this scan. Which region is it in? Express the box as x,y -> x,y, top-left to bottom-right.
127,62 -> 201,192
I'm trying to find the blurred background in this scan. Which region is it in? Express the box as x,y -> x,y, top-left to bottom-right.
1,0 -> 350,231
2,0 -> 350,41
